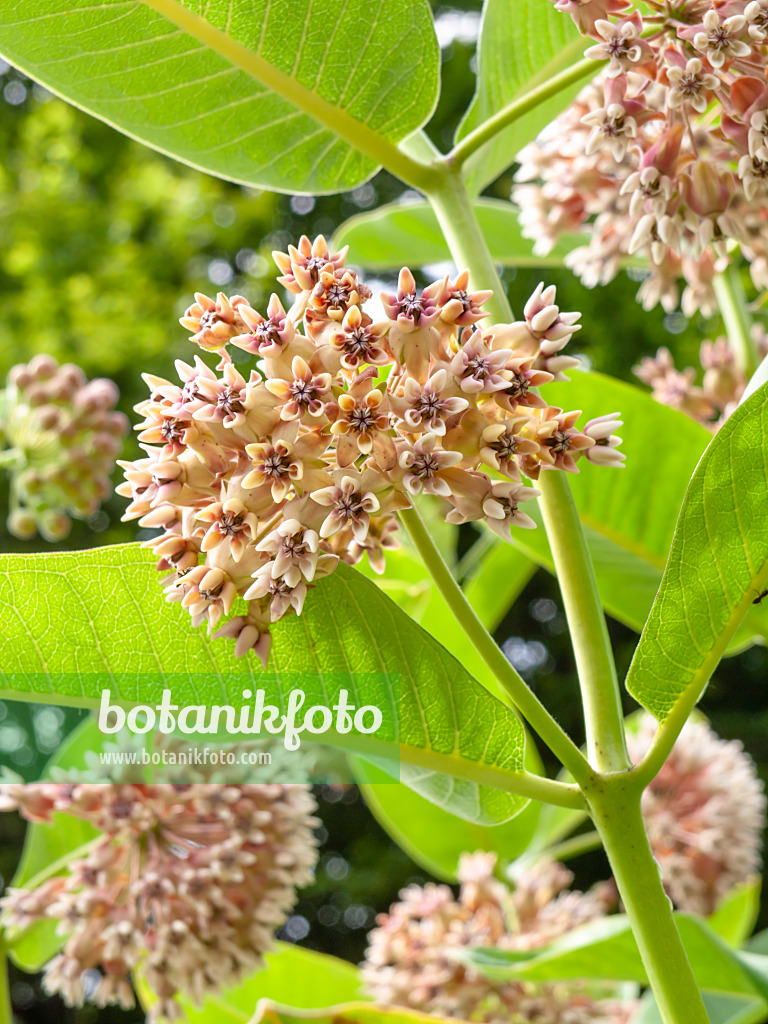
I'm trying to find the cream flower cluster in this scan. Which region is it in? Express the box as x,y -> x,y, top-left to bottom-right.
118,237 -> 624,664
517,0 -> 768,314
1,355 -> 127,541
0,782 -> 318,1022
364,852 -> 636,1024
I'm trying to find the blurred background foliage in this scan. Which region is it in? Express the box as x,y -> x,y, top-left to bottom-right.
1,2 -> 768,1021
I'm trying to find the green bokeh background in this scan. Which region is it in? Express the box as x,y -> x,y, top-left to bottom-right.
0,3 -> 767,1021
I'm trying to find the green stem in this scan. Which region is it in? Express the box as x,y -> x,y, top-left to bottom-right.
428,168 -> 514,321
713,264 -> 760,378
0,939 -> 11,1024
537,473 -> 628,772
430,168 -> 627,773
589,780 -> 711,1024
541,828 -> 602,863
447,58 -> 600,171
425,164 -> 708,1023
140,0 -> 437,192
398,503 -> 593,787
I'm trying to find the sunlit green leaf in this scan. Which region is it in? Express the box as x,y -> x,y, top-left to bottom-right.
0,546 -> 527,825
512,372 -> 768,651
455,0 -> 591,193
137,943 -> 364,1023
626,385 -> 768,720
0,0 -> 439,194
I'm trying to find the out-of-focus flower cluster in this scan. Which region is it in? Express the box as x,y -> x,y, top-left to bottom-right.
0,782 -> 318,1022
118,237 -> 625,665
1,355 -> 128,541
518,0 -> 768,315
363,852 -> 636,1024
633,328 -> 768,427
629,714 -> 765,916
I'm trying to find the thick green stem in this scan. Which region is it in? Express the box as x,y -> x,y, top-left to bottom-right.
430,168 -> 627,773
425,165 -> 708,1023
447,57 -> 600,171
589,781 -> 711,1024
398,504 -> 592,787
713,265 -> 760,378
0,940 -> 11,1024
537,473 -> 628,772
428,169 -> 514,321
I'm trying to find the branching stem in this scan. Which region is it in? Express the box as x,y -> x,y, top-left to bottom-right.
398,504 -> 592,787
446,58 -> 600,170
713,264 -> 760,377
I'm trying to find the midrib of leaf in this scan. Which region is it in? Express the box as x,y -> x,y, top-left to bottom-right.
134,0 -> 434,188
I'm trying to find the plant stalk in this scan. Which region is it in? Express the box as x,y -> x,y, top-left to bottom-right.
429,167 -> 627,774
0,939 -> 11,1024
713,264 -> 760,377
426,163 -> 708,1023
536,473 -> 629,772
589,781 -> 711,1024
447,57 -> 600,170
399,503 -> 592,787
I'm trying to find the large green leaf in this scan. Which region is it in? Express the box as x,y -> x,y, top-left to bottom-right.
626,385 -> 768,721
334,200 -> 582,272
138,943 -> 364,1023
512,372 -> 768,651
455,914 -> 768,1001
0,0 -> 439,194
455,0 -> 591,193
0,545 -> 527,825
249,1001 -> 459,1024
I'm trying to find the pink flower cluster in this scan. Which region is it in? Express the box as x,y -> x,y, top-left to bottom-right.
633,329 -> 768,427
2,355 -> 128,541
0,783 -> 318,1022
629,714 -> 765,915
518,0 -> 768,313
118,237 -> 624,664
363,852 -> 635,1024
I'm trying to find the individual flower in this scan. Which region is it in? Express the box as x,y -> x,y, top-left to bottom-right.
690,10 -> 750,70
628,715 -> 766,915
398,433 -> 463,497
584,15 -> 652,77
330,370 -> 397,470
195,497 -> 259,560
327,305 -> 390,376
0,784 -> 319,1023
450,331 -> 514,394
244,430 -> 330,501
583,413 -> 626,467
265,356 -> 334,423
480,418 -> 539,479
231,294 -> 295,357
389,368 -> 469,437
179,291 -> 250,351
521,408 -> 596,476
363,852 -> 635,1024
311,469 -> 383,542
273,234 -> 347,293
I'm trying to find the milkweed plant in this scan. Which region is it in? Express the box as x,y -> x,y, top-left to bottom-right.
0,2 -> 767,1024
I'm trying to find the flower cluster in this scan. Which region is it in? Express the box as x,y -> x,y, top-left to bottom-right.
628,714 -> 765,915
119,238 -> 625,664
0,782 -> 318,1022
633,330 -> 768,428
517,0 -> 768,314
363,852 -> 636,1024
1,355 -> 128,541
